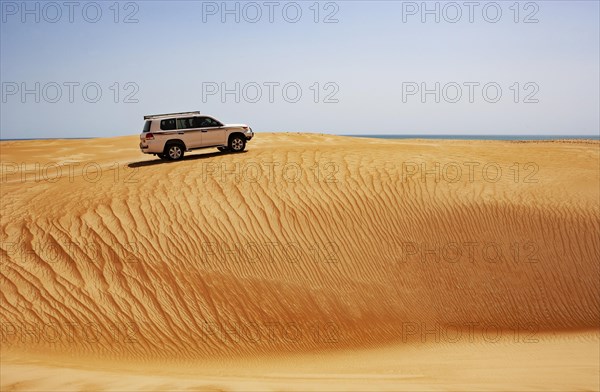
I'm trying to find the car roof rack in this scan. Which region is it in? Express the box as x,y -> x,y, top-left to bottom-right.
144,111 -> 200,120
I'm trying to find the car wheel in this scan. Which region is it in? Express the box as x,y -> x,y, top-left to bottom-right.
165,143 -> 185,161
229,136 -> 246,152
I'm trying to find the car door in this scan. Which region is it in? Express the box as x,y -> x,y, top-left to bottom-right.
198,117 -> 226,147
176,117 -> 202,149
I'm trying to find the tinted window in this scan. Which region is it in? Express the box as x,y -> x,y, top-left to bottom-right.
197,117 -> 223,127
143,121 -> 152,132
209,118 -> 223,127
160,118 -> 176,131
191,117 -> 204,128
176,117 -> 194,130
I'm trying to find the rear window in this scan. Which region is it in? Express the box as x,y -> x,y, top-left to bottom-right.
160,118 -> 176,130
143,120 -> 152,132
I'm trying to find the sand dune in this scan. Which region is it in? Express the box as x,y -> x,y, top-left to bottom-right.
1,134 -> 599,390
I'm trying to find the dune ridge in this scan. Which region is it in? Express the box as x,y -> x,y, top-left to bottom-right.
1,134 -> 599,363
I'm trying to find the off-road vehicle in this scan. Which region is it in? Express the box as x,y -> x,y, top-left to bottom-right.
139,111 -> 253,160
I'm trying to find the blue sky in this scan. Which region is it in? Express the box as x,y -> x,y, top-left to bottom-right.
1,0 -> 599,138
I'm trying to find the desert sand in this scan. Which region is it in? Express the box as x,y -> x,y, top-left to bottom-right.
1,133 -> 599,391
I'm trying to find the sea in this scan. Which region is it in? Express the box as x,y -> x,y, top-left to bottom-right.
344,135 -> 599,140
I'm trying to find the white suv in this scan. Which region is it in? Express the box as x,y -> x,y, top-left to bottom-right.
139,111 -> 254,160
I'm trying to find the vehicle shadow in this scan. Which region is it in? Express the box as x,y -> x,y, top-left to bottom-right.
127,151 -> 247,168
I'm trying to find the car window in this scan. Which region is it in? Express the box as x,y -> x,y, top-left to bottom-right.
196,117 -> 222,128
176,117 -> 194,130
208,118 -> 223,127
191,117 -> 205,128
160,118 -> 176,131
143,121 -> 152,132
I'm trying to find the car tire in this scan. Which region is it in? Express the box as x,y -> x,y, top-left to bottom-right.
228,135 -> 246,152
164,143 -> 185,161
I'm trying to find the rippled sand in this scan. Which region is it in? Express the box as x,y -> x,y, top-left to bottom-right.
1,134 -> 598,391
